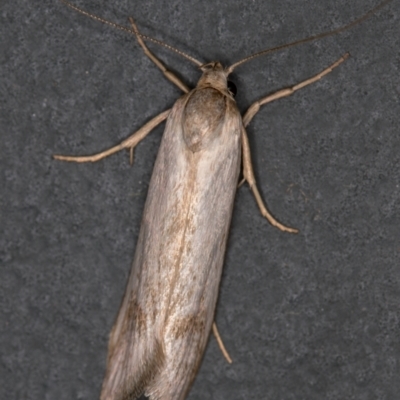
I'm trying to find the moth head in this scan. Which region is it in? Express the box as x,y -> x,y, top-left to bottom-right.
197,62 -> 236,97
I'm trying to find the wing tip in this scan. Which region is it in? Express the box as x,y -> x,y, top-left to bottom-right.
100,338 -> 165,400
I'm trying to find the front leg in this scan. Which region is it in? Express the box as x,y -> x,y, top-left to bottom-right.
243,53 -> 349,127
129,18 -> 190,94
240,54 -> 349,232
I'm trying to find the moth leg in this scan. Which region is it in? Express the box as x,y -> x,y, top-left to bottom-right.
212,322 -> 233,364
242,53 -> 349,127
53,109 -> 170,163
129,18 -> 190,94
241,128 -> 298,233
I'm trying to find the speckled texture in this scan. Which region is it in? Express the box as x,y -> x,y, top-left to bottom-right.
1,1 -> 399,399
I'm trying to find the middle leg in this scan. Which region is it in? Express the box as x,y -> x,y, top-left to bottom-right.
241,127 -> 298,233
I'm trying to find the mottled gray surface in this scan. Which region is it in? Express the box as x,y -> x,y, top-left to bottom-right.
2,1 -> 400,399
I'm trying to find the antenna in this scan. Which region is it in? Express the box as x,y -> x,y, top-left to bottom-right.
60,0 -> 202,67
226,0 -> 392,74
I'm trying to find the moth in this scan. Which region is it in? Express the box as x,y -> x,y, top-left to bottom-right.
54,1 -> 392,399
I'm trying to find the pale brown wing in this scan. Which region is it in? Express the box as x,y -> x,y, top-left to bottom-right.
101,88 -> 242,400
146,89 -> 242,400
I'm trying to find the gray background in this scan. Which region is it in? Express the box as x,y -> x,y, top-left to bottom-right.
2,0 -> 400,399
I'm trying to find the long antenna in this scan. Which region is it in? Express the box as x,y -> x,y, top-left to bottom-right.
60,0 -> 202,66
226,0 -> 392,74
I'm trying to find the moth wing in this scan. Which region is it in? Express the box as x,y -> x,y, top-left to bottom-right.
101,91 -> 242,400
100,98 -> 190,400
146,92 -> 242,399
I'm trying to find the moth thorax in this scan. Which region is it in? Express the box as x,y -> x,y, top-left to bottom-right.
182,88 -> 226,153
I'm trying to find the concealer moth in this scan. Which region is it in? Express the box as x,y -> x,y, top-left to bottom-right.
54,1 -> 392,399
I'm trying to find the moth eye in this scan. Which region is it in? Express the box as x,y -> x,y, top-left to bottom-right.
227,81 -> 237,97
